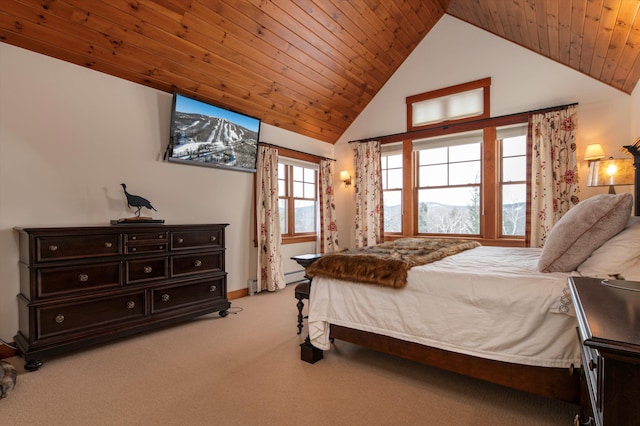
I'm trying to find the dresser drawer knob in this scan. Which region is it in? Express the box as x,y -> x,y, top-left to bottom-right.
210,235 -> 217,242
143,266 -> 153,274
49,245 -> 58,252
55,314 -> 65,323
161,294 -> 170,302
104,242 -> 113,248
194,260 -> 202,267
131,247 -> 137,252
158,234 -> 164,239
131,236 -> 137,240
78,273 -> 89,282
209,285 -> 217,292
159,245 -> 164,250
177,237 -> 184,243
126,301 -> 136,309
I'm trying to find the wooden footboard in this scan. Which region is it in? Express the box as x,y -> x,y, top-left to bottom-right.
302,324 -> 580,404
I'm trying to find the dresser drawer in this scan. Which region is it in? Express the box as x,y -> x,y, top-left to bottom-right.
152,276 -> 225,313
171,252 -> 223,277
171,228 -> 223,250
36,291 -> 145,339
126,257 -> 168,284
125,232 -> 169,254
36,234 -> 121,262
37,262 -> 122,298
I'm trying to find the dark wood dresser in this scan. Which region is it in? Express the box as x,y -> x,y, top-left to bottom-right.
568,276 -> 640,426
14,224 -> 230,370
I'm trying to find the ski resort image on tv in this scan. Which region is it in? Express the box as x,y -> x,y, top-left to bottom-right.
168,93 -> 261,173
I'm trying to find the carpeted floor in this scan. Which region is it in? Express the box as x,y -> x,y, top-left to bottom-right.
1,284 -> 579,425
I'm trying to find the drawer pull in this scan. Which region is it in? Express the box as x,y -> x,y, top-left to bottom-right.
131,247 -> 137,252
143,266 -> 153,274
209,285 -> 217,292
161,294 -> 170,302
49,244 -> 58,252
158,234 -> 164,239
588,359 -> 597,371
159,245 -> 164,250
104,242 -> 113,248
210,235 -> 217,242
126,301 -> 136,309
177,238 -> 184,243
131,236 -> 137,240
55,314 -> 65,323
194,260 -> 202,267
78,273 -> 89,282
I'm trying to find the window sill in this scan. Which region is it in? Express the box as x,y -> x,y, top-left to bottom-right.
282,235 -> 316,245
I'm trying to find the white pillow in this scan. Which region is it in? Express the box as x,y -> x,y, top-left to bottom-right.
577,216 -> 640,278
538,193 -> 633,272
619,257 -> 640,281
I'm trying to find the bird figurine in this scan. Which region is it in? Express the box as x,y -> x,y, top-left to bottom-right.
120,183 -> 157,217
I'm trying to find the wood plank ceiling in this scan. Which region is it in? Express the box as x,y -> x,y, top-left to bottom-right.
1,1 -> 639,144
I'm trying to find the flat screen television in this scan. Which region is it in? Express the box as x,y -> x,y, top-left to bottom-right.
167,93 -> 260,173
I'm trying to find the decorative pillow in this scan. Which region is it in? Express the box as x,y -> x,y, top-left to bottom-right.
538,193 -> 633,272
577,216 -> 640,278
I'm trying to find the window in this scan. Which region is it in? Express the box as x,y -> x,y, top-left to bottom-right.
278,160 -> 317,242
382,78 -> 529,245
498,125 -> 527,236
382,146 -> 403,233
406,78 -> 490,131
415,131 -> 482,235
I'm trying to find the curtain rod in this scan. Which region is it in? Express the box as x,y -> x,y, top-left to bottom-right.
258,141 -> 335,161
348,102 -> 579,144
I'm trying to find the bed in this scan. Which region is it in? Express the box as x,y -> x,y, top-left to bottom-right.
301,192 -> 639,403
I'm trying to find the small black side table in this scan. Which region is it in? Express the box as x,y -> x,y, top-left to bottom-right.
290,254 -> 322,335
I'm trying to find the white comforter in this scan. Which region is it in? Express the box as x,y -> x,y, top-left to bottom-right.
308,246 -> 581,368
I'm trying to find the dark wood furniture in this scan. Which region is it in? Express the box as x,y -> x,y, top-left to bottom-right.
14,224 -> 230,371
304,324 -> 580,403
290,254 -> 322,335
569,276 -> 640,425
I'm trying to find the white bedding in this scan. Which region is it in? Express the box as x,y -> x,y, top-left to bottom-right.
308,246 -> 581,368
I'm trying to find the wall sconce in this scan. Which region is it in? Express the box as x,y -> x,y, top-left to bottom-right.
339,170 -> 352,187
587,157 -> 634,194
584,143 -> 605,161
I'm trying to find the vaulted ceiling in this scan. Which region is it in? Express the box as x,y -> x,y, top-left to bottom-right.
1,1 -> 639,144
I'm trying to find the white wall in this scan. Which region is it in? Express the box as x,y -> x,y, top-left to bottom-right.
0,43 -> 332,341
334,15 -> 636,248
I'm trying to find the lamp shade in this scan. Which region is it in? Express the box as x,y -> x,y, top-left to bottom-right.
584,144 -> 605,161
587,158 -> 634,187
339,170 -> 350,181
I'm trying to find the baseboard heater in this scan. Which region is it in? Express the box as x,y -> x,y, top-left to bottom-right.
247,270 -> 307,295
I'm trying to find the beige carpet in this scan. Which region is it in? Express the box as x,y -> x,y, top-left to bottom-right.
1,284 -> 579,425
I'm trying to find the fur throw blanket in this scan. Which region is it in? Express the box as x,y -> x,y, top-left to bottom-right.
305,238 -> 480,289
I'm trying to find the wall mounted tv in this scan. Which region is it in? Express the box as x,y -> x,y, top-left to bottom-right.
167,93 -> 261,173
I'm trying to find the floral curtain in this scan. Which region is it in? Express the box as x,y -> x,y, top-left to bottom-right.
527,105 -> 579,247
319,159 -> 340,253
255,145 -> 286,292
354,141 -> 384,248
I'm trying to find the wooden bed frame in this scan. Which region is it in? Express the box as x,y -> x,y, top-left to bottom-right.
300,325 -> 580,404
299,145 -> 640,405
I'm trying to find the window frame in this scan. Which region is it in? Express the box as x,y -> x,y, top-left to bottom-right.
382,78 -> 530,246
381,148 -> 404,235
276,149 -> 320,245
